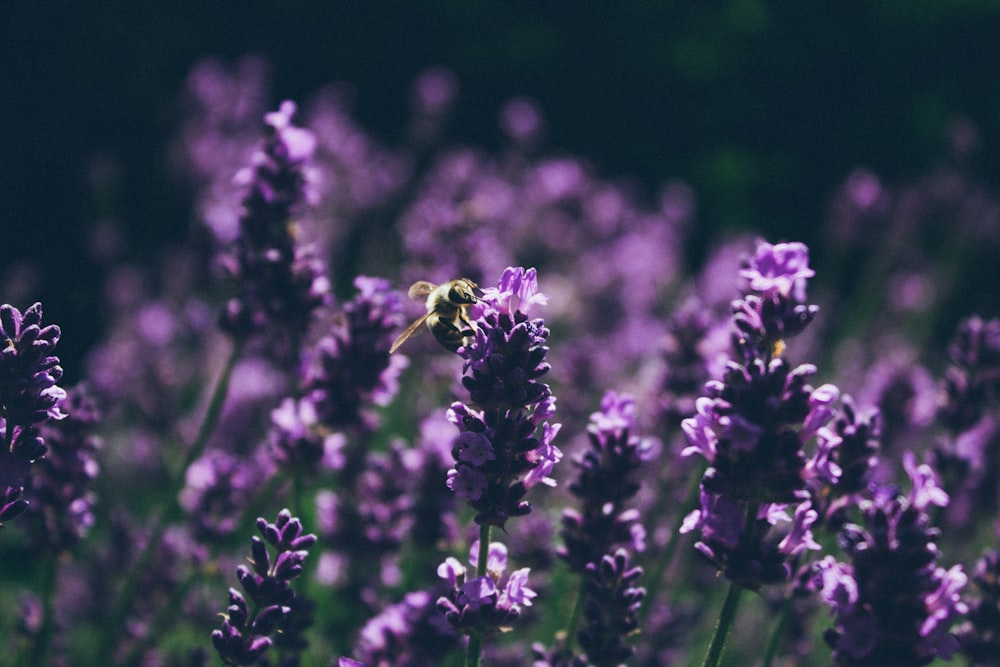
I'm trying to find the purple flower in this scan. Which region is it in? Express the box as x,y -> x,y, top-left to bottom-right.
219,101 -> 330,362
211,509 -> 316,666
0,302 -> 65,525
447,465 -> 488,500
812,461 -> 968,666
812,396 -> 881,528
903,450 -> 950,512
956,549 -> 1000,662
342,590 -> 458,666
738,240 -> 816,302
501,568 -> 537,607
444,267 -> 561,529
23,385 -> 101,550
680,240 -> 832,589
436,541 -> 536,635
575,549 -> 646,666
298,276 -> 407,434
456,431 -> 495,466
559,391 -> 655,573
179,449 -> 273,540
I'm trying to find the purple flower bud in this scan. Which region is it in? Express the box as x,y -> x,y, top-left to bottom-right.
738,241 -> 815,302
502,567 -> 537,607
446,465 -> 487,500
456,431 -> 495,466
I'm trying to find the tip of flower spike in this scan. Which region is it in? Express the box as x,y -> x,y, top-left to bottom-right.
739,240 -> 815,301
478,266 -> 548,316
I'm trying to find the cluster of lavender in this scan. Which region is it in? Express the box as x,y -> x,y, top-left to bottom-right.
8,58 -> 1000,667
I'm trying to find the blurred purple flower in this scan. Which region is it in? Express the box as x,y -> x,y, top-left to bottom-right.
24,385 -> 102,550
219,100 -> 330,362
559,391 -> 654,573
342,590 -> 459,666
576,549 -> 645,667
956,549 -> 1000,662
297,276 -> 407,434
812,455 -> 967,666
179,448 -> 274,540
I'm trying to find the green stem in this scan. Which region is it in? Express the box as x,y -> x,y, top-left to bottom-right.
97,340 -> 241,661
562,578 -> 588,653
702,501 -> 758,667
465,524 -> 492,667
702,582 -> 744,667
760,594 -> 791,667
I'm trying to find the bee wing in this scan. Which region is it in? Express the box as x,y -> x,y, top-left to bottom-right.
389,310 -> 434,354
407,281 -> 437,301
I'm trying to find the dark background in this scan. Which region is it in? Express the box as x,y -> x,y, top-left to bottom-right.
3,1 -> 1000,380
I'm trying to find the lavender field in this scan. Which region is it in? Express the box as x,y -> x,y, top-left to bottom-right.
3,10 -> 1000,666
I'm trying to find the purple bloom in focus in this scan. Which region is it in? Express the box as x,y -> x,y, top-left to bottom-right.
445,267 -> 561,529
738,240 -> 816,302
812,396 -> 880,529
436,541 -> 537,636
212,509 -> 316,666
446,465 -> 487,501
812,456 -> 967,666
680,240 -> 831,589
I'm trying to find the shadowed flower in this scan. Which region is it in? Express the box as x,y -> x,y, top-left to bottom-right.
24,385 -> 101,551
219,100 -> 330,363
0,302 -> 66,525
211,509 -> 316,666
559,391 -> 654,573
813,452 -> 967,666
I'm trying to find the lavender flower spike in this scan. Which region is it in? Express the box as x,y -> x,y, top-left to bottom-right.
211,509 -> 316,666
0,302 -> 66,524
219,100 -> 330,361
680,239 -> 832,589
813,453 -> 968,666
446,267 -> 561,528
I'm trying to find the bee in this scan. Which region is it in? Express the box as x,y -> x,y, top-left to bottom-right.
390,278 -> 481,354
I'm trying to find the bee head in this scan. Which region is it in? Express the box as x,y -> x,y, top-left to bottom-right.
449,279 -> 480,305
